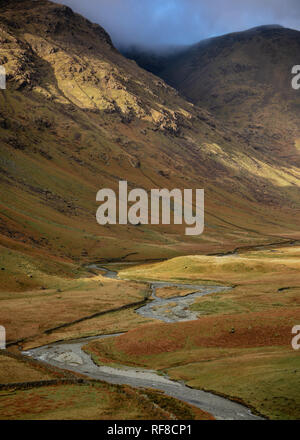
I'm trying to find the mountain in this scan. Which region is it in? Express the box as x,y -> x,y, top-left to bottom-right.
131,25 -> 300,164
121,44 -> 188,77
0,1 -> 299,292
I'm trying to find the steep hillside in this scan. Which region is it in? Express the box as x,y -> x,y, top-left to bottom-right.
0,1 -> 299,292
154,25 -> 300,163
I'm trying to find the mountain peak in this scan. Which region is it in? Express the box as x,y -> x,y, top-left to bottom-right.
154,23 -> 300,164
246,24 -> 284,31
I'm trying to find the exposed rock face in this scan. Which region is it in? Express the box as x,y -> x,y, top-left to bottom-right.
0,0 -> 191,130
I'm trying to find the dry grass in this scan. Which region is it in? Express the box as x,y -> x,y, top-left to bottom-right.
0,382 -> 213,420
86,246 -> 300,419
85,308 -> 298,368
23,306 -> 156,351
168,347 -> 300,420
119,246 -> 300,285
0,272 -> 148,344
0,353 -> 57,384
156,286 -> 198,299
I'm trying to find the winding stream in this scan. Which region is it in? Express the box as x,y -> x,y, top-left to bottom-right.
24,266 -> 263,420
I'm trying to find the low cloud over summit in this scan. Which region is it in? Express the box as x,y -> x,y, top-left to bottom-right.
60,0 -> 300,49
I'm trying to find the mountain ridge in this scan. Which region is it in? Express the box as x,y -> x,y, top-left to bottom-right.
137,25 -> 300,165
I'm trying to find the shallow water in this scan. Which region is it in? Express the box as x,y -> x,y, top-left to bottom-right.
24,265 -> 262,420
137,281 -> 231,322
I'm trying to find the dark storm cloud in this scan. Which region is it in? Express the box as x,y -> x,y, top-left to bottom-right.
59,0 -> 300,49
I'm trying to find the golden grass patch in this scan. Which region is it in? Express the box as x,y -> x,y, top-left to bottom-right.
23,307 -> 156,351
168,347 -> 300,420
156,286 -> 198,299
0,353 -> 56,384
0,382 -> 213,420
0,275 -> 148,344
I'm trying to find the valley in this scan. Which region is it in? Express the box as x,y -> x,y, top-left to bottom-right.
0,0 -> 299,421
1,243 -> 299,420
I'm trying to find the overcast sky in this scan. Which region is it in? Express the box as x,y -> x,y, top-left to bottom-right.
59,0 -> 300,49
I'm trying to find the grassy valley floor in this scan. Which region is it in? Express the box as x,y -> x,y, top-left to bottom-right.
83,246 -> 300,420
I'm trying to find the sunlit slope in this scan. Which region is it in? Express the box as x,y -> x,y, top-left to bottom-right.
0,1 -> 299,281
